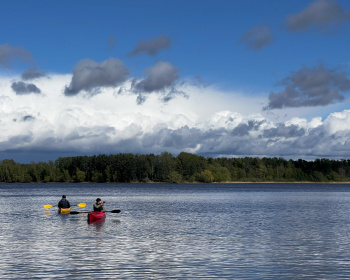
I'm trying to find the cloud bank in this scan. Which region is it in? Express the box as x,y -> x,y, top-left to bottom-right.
1,75 -> 350,162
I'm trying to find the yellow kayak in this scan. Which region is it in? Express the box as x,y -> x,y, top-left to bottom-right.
59,207 -> 71,214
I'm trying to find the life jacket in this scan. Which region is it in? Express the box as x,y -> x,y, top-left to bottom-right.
58,198 -> 70,208
93,203 -> 103,212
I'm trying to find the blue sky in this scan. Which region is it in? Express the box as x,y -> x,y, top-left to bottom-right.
1,0 -> 350,163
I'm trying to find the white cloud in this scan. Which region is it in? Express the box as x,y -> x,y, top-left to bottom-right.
285,116 -> 323,129
1,74 -> 350,162
323,110 -> 350,134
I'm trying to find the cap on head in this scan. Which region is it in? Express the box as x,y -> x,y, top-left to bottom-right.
96,198 -> 101,202
62,195 -> 66,198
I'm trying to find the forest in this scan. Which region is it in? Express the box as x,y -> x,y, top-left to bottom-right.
1,152 -> 350,183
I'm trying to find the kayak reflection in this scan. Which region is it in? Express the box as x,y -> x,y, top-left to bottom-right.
88,211 -> 106,223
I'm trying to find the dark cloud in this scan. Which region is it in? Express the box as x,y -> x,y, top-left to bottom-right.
0,43 -> 33,68
238,25 -> 273,50
191,75 -> 210,88
161,88 -> 188,103
264,65 -> 350,110
291,126 -> 326,150
106,34 -> 116,50
13,115 -> 35,123
132,61 -> 179,93
232,121 -> 265,136
286,0 -> 350,32
136,94 -> 147,105
65,126 -> 115,142
139,122 -> 309,159
192,125 -> 324,159
142,126 -> 202,149
21,66 -> 46,80
263,124 -> 306,138
64,58 -> 129,96
128,35 -> 171,56
11,81 -> 41,95
22,115 -> 35,122
9,134 -> 33,145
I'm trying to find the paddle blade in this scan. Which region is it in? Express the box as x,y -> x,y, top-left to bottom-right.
110,209 -> 121,213
43,205 -> 53,209
70,211 -> 83,215
77,203 -> 86,208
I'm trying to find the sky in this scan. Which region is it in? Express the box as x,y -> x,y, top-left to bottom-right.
1,0 -> 350,163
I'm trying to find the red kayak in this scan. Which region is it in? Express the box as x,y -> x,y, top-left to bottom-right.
88,211 -> 106,223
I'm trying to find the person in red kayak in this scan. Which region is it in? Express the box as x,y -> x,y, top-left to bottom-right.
58,195 -> 71,209
93,198 -> 105,212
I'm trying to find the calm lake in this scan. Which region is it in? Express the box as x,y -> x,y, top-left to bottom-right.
1,183 -> 350,279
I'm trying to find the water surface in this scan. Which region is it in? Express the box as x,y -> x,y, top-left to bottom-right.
1,183 -> 350,279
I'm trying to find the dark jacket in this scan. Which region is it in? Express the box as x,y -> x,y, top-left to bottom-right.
93,203 -> 105,212
58,198 -> 71,208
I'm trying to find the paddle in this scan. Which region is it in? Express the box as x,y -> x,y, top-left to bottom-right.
43,203 -> 87,209
70,209 -> 121,215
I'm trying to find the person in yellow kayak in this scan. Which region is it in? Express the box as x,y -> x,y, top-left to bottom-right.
58,195 -> 71,209
93,198 -> 105,212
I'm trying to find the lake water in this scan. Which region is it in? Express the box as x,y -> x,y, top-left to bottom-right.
1,183 -> 350,279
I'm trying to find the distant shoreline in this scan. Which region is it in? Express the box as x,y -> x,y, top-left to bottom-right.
2,154 -> 350,184
215,181 -> 350,184
2,181 -> 350,184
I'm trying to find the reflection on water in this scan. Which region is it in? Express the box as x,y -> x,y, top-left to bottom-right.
88,220 -> 105,231
1,183 -> 350,279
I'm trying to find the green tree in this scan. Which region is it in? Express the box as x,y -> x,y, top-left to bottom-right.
62,170 -> 71,182
92,171 -> 104,182
197,170 -> 214,183
208,163 -> 231,182
237,168 -> 247,180
170,171 -> 183,183
74,168 -> 86,182
23,173 -> 33,183
327,171 -> 340,181
104,166 -> 111,182
176,152 -> 206,180
154,152 -> 176,182
311,171 -> 326,182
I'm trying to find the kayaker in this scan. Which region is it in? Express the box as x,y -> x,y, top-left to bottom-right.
93,198 -> 106,212
58,195 -> 71,209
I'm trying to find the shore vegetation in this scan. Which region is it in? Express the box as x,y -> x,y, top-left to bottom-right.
1,152 -> 350,183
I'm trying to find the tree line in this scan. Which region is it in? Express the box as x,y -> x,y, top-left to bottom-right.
1,152 -> 350,183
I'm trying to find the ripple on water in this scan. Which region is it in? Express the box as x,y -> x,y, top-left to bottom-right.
1,183 -> 350,279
